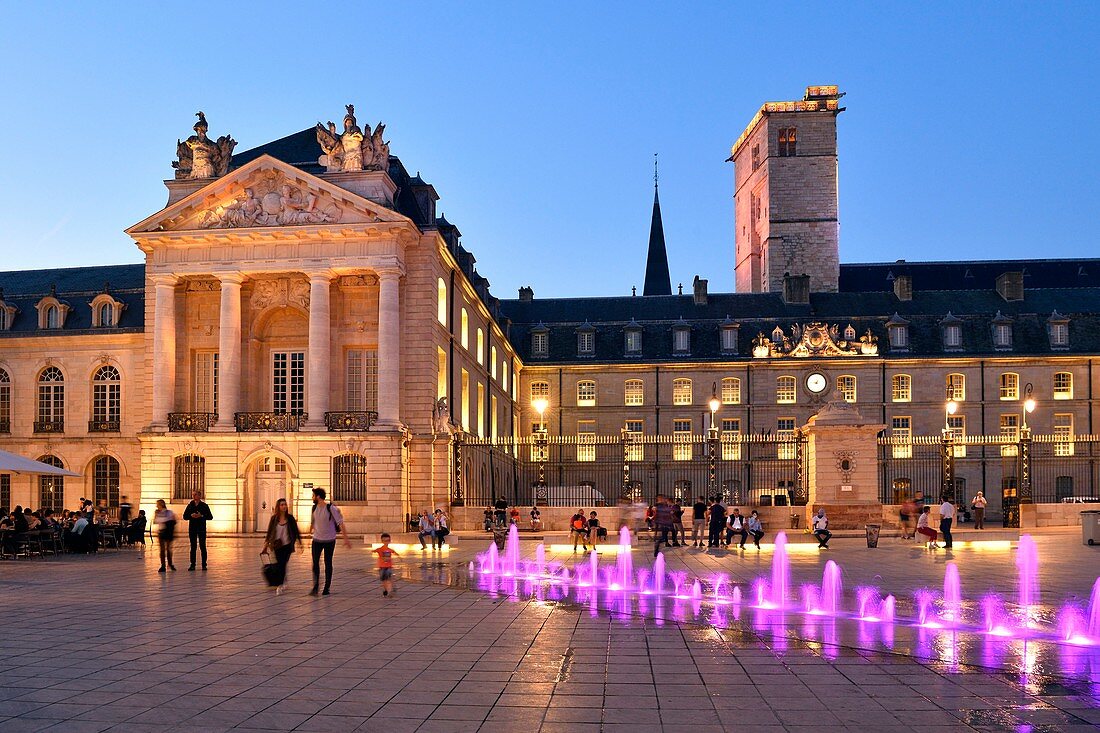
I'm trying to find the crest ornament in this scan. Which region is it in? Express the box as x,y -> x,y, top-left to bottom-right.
753,322 -> 878,358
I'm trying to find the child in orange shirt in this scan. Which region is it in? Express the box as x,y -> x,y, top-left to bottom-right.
372,533 -> 400,597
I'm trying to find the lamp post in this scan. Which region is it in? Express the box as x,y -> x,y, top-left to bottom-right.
1019,382 -> 1035,505
708,382 -> 721,499
532,396 -> 549,505
942,386 -> 958,502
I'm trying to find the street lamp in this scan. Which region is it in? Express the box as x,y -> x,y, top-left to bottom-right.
531,396 -> 550,503
945,389 -> 959,432
708,382 -> 721,438
708,382 -> 721,499
1021,382 -> 1036,430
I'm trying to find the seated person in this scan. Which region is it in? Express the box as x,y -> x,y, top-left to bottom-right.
23,509 -> 41,531
96,508 -> 110,526
127,510 -> 148,545
65,513 -> 95,553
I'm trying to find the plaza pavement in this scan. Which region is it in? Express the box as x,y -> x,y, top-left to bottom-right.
0,531 -> 1096,732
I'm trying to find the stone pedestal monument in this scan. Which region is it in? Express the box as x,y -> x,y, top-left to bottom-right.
801,390 -> 886,529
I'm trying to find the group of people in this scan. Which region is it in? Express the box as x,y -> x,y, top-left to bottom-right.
647,495 -> 770,556
900,490 -> 988,550
482,500 -> 541,531
255,487 -> 351,596
1,496 -> 148,554
150,491 -> 213,572
415,509 -> 450,549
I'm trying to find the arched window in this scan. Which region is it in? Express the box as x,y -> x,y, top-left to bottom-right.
672,378 -> 692,406
776,376 -> 796,404
45,305 -> 60,329
1053,371 -> 1073,400
891,374 -> 912,403
721,377 -> 741,405
173,454 -> 205,500
93,455 -> 120,507
476,328 -> 485,365
436,278 -> 447,325
460,308 -> 469,349
999,372 -> 1019,400
332,453 -> 368,502
946,373 -> 965,401
98,302 -> 115,328
624,379 -> 644,406
38,455 -> 65,510
91,365 -> 121,430
836,375 -> 856,402
0,368 -> 10,433
577,380 -> 597,407
36,366 -> 65,433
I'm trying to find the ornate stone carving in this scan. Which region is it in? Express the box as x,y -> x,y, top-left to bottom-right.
752,322 -> 878,358
250,278 -> 311,311
185,279 -> 219,292
833,450 -> 856,483
173,112 -> 236,179
315,104 -> 390,173
339,274 -> 378,287
199,172 -> 342,229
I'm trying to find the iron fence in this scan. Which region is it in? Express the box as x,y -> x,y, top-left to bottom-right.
453,433 -> 806,509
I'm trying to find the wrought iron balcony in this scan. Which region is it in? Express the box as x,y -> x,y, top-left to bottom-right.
235,412 -> 307,432
33,420 -> 64,434
324,411 -> 378,431
0,419 -> 8,434
88,419 -> 121,433
168,412 -> 218,432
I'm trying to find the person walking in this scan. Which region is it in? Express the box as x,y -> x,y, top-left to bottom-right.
417,511 -> 435,550
433,509 -> 449,549
183,491 -> 213,571
899,497 -> 917,540
726,508 -> 748,548
373,533 -> 400,597
118,496 -> 133,526
707,498 -> 727,548
653,495 -> 675,557
916,505 -> 939,548
690,496 -> 707,547
747,510 -> 765,549
812,508 -> 832,549
972,491 -> 987,530
671,499 -> 685,547
939,496 -> 955,549
154,499 -> 177,572
309,488 -> 350,596
263,498 -> 302,595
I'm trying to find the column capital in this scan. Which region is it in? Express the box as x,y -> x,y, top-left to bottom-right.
374,266 -> 404,280
214,271 -> 246,286
149,274 -> 179,287
304,269 -> 338,284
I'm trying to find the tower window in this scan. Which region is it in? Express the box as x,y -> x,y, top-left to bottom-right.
751,144 -> 761,171
778,127 -> 797,157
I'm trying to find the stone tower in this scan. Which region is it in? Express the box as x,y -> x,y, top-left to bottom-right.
730,86 -> 845,294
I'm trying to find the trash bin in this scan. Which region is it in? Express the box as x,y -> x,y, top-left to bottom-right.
492,526 -> 508,551
1082,511 -> 1100,546
865,524 -> 881,548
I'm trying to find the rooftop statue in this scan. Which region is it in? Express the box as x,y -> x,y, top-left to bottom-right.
316,104 -> 390,173
173,112 -> 236,179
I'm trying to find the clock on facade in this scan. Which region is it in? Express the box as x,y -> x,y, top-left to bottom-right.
805,372 -> 828,394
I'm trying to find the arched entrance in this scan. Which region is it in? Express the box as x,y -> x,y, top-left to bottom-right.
251,455 -> 289,532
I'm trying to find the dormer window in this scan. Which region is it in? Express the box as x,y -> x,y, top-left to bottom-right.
90,293 -> 125,328
672,325 -> 691,355
1047,311 -> 1069,349
992,312 -> 1013,350
0,296 -> 16,331
577,322 -> 595,357
36,294 -> 71,330
886,313 -> 909,352
940,312 -> 963,351
531,324 -> 549,358
720,321 -> 739,355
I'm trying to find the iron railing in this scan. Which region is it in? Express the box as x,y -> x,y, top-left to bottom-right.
234,412 -> 307,432
33,420 -> 64,434
324,411 -> 378,431
168,413 -> 218,432
0,419 -> 9,434
88,419 -> 121,433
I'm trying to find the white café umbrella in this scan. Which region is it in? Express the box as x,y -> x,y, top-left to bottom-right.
0,448 -> 81,477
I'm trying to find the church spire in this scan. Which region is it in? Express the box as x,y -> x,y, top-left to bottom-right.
643,154 -> 672,296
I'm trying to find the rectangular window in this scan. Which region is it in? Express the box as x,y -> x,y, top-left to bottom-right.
672,379 -> 692,406
776,376 -> 796,404
477,383 -> 485,437
194,352 -> 219,414
891,416 -> 912,459
624,419 -> 645,462
532,331 -> 548,357
994,324 -> 1013,348
778,127 -> 797,156
721,327 -> 738,353
891,375 -> 911,403
751,143 -> 761,171
1053,413 -> 1074,456
721,377 -> 741,405
1050,322 -> 1069,347
490,396 -> 498,440
673,418 -> 692,461
346,349 -> 378,412
889,326 -> 909,349
578,331 -> 594,355
577,381 -> 597,407
673,329 -> 690,353
1000,414 -> 1019,456
1053,372 -> 1073,400
721,417 -> 741,460
777,417 -> 797,460
943,325 -> 962,349
92,377 -> 121,424
490,347 -> 497,379
460,369 -> 470,431
272,351 -> 305,414
501,360 -> 508,392
436,347 -> 447,401
837,375 -> 856,403
625,330 -> 642,354
1000,373 -> 1019,400
947,414 -> 966,458
173,455 -> 205,501
624,379 -> 644,406
577,420 -> 596,462
947,373 -> 965,401
476,329 -> 485,365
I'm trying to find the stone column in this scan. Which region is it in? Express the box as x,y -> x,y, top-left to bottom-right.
214,273 -> 244,431
374,267 -> 403,429
306,272 -> 333,429
150,275 -> 178,429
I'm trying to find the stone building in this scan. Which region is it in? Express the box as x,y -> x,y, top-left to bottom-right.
0,88 -> 1096,532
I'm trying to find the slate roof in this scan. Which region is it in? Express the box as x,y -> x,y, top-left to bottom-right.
840,258 -> 1100,292
500,287 -> 1100,364
0,264 -> 145,336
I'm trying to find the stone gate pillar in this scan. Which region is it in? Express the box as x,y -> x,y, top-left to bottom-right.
800,391 -> 886,528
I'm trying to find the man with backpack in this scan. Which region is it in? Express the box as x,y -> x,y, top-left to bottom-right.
309,488 -> 350,596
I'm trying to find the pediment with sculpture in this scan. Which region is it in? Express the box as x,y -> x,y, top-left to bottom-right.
752,322 -> 878,358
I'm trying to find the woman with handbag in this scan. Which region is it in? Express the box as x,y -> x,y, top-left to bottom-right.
154,499 -> 178,572
432,509 -> 449,550
264,498 -> 302,594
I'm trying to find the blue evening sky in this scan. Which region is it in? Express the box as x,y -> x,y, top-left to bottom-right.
0,2 -> 1096,299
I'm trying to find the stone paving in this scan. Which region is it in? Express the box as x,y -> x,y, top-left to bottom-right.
0,532 -> 1096,732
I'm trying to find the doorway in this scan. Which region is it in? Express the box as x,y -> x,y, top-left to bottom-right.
253,456 -> 288,532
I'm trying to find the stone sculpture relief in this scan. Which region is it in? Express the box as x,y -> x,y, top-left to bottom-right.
199,172 -> 342,229
315,104 -> 390,173
250,278 -> 311,311
752,322 -> 879,358
173,112 -> 237,179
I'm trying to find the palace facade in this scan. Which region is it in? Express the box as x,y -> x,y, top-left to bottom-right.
0,88 -> 1096,531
